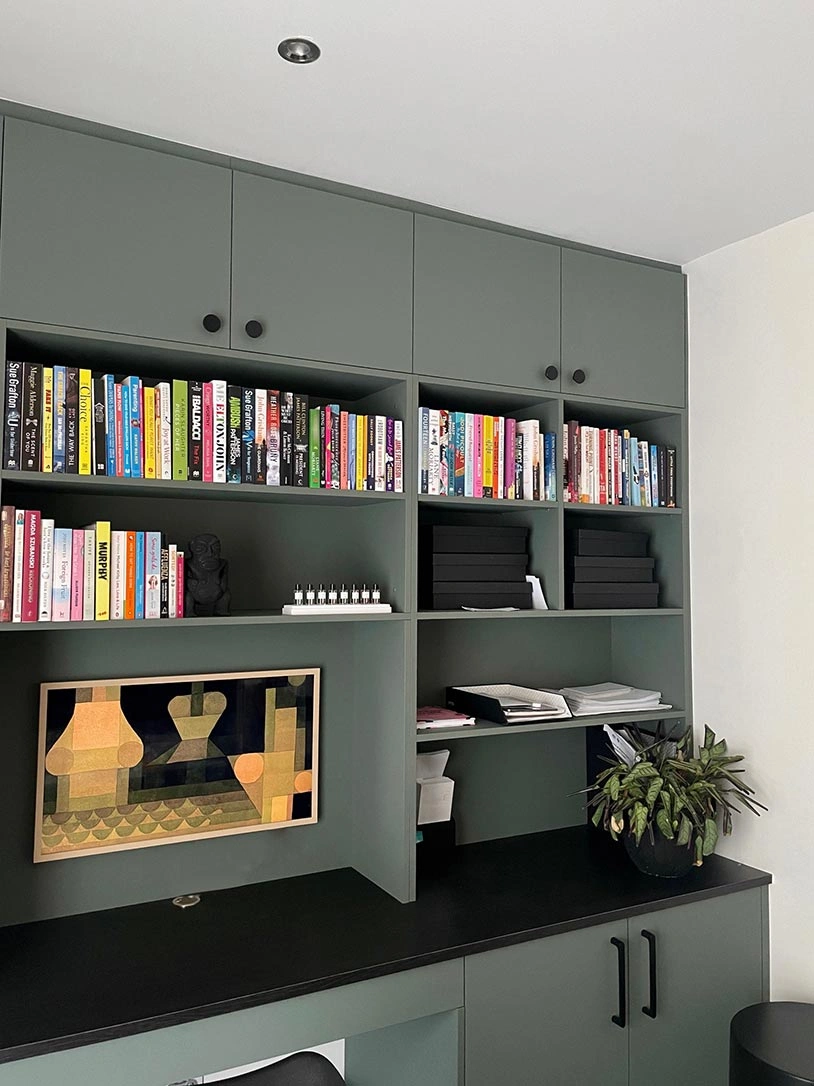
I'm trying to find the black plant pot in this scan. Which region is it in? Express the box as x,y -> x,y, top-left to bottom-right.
624,828 -> 695,878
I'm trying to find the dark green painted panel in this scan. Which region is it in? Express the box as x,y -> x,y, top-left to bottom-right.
465,920 -> 629,1086
346,1009 -> 460,1086
628,889 -> 765,1086
562,248 -> 686,407
0,120 -> 232,345
231,172 -> 413,370
413,215 -> 561,389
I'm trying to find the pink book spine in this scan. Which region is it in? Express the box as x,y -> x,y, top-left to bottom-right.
21,510 -> 41,622
473,414 -> 484,498
505,419 -> 516,498
114,383 -> 124,477
324,406 -> 332,489
176,552 -> 185,618
202,382 -> 214,483
70,529 -> 84,621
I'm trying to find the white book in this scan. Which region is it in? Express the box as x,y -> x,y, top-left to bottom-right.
374,415 -> 386,492
394,420 -> 404,493
531,420 -> 541,501
418,407 -> 428,493
168,544 -> 177,618
145,531 -> 162,619
156,382 -> 172,480
496,417 -> 504,500
110,531 -> 126,621
212,380 -> 228,484
464,413 -> 474,497
427,409 -> 440,495
51,529 -> 73,622
82,528 -> 96,620
11,509 -> 25,622
640,441 -> 652,507
516,421 -> 536,500
38,519 -> 55,621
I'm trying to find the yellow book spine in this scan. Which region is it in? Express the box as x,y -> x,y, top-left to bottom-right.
78,368 -> 92,475
356,414 -> 366,490
41,367 -> 54,473
483,415 -> 494,496
143,386 -> 157,479
94,521 -> 111,620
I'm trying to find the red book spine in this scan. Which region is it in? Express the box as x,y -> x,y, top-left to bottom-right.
339,410 -> 349,490
22,510 -> 41,622
124,530 -> 136,620
176,552 -> 185,618
598,428 -> 608,505
114,383 -> 124,477
202,382 -> 214,483
323,406 -> 332,489
69,528 -> 84,621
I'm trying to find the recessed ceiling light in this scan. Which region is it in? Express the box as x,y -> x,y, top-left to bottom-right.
278,38 -> 321,64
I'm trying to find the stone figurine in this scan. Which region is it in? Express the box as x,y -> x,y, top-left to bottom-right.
185,533 -> 231,617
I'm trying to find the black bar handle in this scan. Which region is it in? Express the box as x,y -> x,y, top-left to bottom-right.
641,930 -> 657,1019
610,937 -> 627,1029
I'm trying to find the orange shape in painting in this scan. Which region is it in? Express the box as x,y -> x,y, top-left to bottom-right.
233,753 -> 265,784
294,771 -> 312,793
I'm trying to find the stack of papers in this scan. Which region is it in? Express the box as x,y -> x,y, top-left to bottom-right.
416,706 -> 476,730
558,683 -> 672,717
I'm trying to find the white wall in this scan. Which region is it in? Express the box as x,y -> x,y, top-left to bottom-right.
686,211 -> 814,999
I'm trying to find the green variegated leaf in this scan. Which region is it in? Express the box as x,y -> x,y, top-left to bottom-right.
645,777 -> 663,809
609,775 -> 620,801
703,725 -> 715,749
631,802 -> 648,844
694,834 -> 704,865
676,815 -> 692,847
702,818 -> 719,856
655,808 -> 674,839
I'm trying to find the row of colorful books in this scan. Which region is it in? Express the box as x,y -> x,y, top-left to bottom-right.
563,423 -> 677,507
0,507 -> 185,623
2,362 -> 405,491
418,409 -> 557,500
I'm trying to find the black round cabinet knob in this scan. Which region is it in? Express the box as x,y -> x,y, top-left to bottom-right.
544,365 -> 559,381
202,313 -> 222,334
245,319 -> 264,339
572,368 -> 587,385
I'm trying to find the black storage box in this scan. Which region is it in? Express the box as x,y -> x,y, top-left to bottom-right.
570,582 -> 660,609
433,582 -> 533,609
569,528 -> 649,557
432,552 -> 528,582
570,556 -> 655,583
424,525 -> 529,554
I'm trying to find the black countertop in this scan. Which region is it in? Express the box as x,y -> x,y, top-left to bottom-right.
0,827 -> 771,1064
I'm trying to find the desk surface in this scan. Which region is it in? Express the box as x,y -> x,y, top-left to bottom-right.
0,826 -> 770,1064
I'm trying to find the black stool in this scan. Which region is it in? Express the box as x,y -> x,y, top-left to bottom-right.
731,1002 -> 814,1084
215,1052 -> 344,1085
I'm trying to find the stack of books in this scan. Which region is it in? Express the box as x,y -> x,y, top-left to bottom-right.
421,525 -> 531,610
0,507 -> 185,623
563,421 -> 676,507
568,528 -> 659,609
2,362 -> 404,491
419,407 -> 556,500
416,706 -> 476,731
558,682 -> 672,716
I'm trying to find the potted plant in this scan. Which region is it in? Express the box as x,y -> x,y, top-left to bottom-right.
585,724 -> 766,877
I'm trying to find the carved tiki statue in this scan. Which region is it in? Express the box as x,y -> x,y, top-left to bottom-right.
185,533 -> 231,617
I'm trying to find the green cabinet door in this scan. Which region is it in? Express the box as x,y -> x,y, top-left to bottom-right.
465,921 -> 629,1086
628,889 -> 766,1086
231,173 -> 413,371
0,120 -> 232,345
561,248 -> 686,407
413,215 -> 561,390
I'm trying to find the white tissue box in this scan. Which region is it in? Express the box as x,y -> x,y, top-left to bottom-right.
417,776 -> 455,825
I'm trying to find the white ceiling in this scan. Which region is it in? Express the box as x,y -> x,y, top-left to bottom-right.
1,0 -> 813,265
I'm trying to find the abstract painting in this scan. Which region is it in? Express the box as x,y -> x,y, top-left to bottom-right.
35,668 -> 319,861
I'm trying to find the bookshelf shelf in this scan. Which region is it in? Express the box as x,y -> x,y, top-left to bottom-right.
0,609 -> 410,632
418,607 -> 684,620
418,494 -> 558,511
564,502 -> 681,516
416,709 -> 687,743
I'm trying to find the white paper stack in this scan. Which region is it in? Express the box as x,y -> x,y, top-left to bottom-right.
558,682 -> 672,717
416,749 -> 455,825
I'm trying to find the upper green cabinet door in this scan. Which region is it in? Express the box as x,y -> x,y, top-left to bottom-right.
231,173 -> 413,371
413,216 -> 561,389
465,920 -> 629,1086
0,120 -> 232,346
561,248 -> 686,406
628,889 -> 765,1086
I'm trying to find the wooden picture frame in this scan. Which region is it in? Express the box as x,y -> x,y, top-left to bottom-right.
35,667 -> 320,862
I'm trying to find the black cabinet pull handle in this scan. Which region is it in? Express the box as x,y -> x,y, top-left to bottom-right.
641,930 -> 657,1019
202,313 -> 222,334
544,365 -> 559,381
571,368 -> 586,385
610,937 -> 627,1029
245,319 -> 264,339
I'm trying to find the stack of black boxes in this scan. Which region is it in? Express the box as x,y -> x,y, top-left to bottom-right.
421,525 -> 531,610
568,528 -> 659,609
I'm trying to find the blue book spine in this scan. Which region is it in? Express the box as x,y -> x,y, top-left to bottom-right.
544,432 -> 556,501
135,531 -> 145,620
446,414 -> 455,489
103,375 -> 116,477
124,376 -> 142,478
52,528 -> 72,616
347,413 -> 356,490
649,443 -> 659,508
53,365 -> 67,472
454,412 -> 465,496
630,436 -> 641,506
121,380 -> 132,478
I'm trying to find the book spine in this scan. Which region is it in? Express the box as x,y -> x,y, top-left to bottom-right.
254,389 -> 267,485
666,447 -> 677,507
438,410 -> 449,496
544,431 -> 555,501
366,414 -> 376,491
649,443 -> 659,508
168,544 -> 177,619
496,417 -> 504,500
394,419 -> 403,493
473,414 -> 483,498
452,413 -> 465,497
42,367 -> 54,473
515,431 -> 524,500
83,528 -> 96,620
211,380 -> 226,484
280,392 -> 294,486
419,407 -> 429,494
160,545 -> 170,618
427,409 -> 440,495
3,361 -> 23,470
532,421 -> 542,501
347,413 -> 357,490
123,531 -> 136,620
240,386 -> 254,484
134,532 -> 145,621
94,521 -> 111,620
53,365 -> 67,473
92,375 -> 106,475
70,527 -> 85,621
482,414 -> 493,498
355,413 -> 365,491
516,421 -> 532,500
562,423 -> 569,503
22,509 -> 41,622
188,379 -> 204,481
226,385 -> 242,484
112,382 -> 124,477
598,428 -> 608,505
38,518 -> 54,621
266,390 -> 280,486
308,407 -> 321,487
568,422 -> 579,504
22,363 -> 43,472
293,394 -> 309,487
320,406 -> 329,488
374,414 -> 386,492
78,368 -> 93,475
385,416 -> 395,492
504,418 -> 516,499
123,379 -> 135,478
110,531 -> 125,621
0,506 -> 14,622
581,426 -> 592,503
329,405 -> 340,488
464,413 -> 474,497
126,375 -> 142,478
639,440 -> 650,506
340,410 -> 350,490
51,527 -> 72,622
658,445 -> 667,507
11,510 -> 25,621
176,552 -> 185,619
155,382 -> 170,480
143,385 -> 157,479
172,379 -> 188,481
145,531 -> 162,618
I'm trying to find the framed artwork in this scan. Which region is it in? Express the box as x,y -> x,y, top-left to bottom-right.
35,668 -> 319,862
